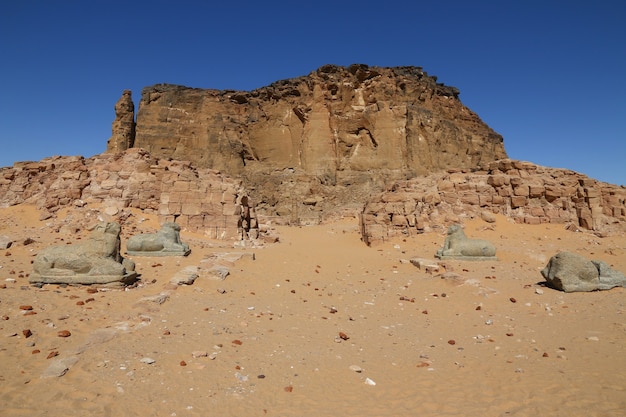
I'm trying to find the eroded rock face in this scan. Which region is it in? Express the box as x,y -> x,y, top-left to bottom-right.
115,64 -> 507,218
107,90 -> 135,153
361,159 -> 626,245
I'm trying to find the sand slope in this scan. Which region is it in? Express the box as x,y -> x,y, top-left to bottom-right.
1,205 -> 625,416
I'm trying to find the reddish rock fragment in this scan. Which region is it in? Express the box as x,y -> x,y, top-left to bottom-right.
57,330 -> 71,337
47,351 -> 59,359
339,332 -> 349,340
19,305 -> 33,311
22,329 -> 32,338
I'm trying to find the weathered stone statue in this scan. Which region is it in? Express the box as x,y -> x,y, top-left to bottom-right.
541,251 -> 626,292
30,222 -> 137,286
435,224 -> 497,260
126,222 -> 190,256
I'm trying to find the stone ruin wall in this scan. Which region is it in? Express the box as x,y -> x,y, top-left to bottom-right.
0,148 -> 259,241
361,159 -> 626,245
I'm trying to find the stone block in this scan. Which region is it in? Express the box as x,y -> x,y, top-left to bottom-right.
513,185 -> 529,196
529,185 -> 545,198
487,175 -> 508,187
459,193 -> 479,205
510,196 -> 527,208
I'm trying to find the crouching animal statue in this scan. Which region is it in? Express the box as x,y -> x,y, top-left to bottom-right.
435,224 -> 497,260
30,222 -> 137,286
126,222 -> 190,256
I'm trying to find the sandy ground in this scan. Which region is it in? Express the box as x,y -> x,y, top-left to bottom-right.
0,204 -> 625,417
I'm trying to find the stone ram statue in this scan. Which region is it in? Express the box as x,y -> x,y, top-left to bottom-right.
126,222 -> 190,256
30,222 -> 136,286
435,224 -> 497,260
541,251 -> 626,292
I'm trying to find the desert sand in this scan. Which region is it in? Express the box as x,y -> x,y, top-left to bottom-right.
1,204 -> 625,417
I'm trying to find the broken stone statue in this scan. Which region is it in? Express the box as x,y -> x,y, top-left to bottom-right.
126,222 -> 190,256
541,251 -> 626,292
435,224 -> 497,260
30,222 -> 137,286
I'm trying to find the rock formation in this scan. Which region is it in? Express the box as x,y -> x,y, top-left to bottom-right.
541,251 -> 626,292
107,90 -> 135,153
361,159 -> 626,245
107,64 -> 507,219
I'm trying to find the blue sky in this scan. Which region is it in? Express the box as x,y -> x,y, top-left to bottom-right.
1,1 -> 624,185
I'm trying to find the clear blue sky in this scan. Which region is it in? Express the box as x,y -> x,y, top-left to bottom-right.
1,1 -> 624,185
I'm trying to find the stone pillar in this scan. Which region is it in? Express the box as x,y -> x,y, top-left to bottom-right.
107,90 -> 136,153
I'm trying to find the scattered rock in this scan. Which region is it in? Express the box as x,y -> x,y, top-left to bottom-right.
41,356 -> 79,378
0,235 -> 12,249
170,266 -> 199,285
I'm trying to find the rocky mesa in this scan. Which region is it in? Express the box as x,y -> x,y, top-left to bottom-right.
108,64 -> 507,219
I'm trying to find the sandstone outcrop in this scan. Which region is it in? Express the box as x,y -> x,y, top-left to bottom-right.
0,149 -> 258,241
361,159 -> 626,245
107,64 -> 507,219
107,90 -> 135,153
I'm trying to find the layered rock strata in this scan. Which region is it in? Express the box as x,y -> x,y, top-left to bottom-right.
108,64 -> 507,219
0,149 -> 257,240
361,159 -> 626,245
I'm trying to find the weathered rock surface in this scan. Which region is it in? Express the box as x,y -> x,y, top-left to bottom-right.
0,149 -> 258,240
541,251 -> 626,292
30,222 -> 137,286
107,89 -> 135,154
108,64 -> 507,219
361,159 -> 626,245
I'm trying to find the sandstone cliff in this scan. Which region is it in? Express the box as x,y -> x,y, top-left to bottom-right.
360,159 -> 626,245
109,64 -> 507,219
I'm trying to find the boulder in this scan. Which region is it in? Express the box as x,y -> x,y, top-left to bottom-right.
541,251 -> 626,292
